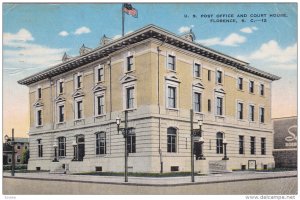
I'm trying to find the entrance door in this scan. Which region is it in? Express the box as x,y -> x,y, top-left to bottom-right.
76,135 -> 85,161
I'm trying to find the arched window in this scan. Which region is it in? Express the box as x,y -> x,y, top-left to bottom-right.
96,132 -> 106,155
167,127 -> 177,153
216,132 -> 223,154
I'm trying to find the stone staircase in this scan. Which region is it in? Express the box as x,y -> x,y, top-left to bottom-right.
49,163 -> 69,174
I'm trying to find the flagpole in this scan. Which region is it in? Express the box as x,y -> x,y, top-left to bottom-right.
122,4 -> 125,37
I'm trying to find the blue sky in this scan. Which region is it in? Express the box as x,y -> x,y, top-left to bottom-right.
3,3 -> 297,136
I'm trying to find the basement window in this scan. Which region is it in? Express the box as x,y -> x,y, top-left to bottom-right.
171,166 -> 179,172
95,166 -> 102,172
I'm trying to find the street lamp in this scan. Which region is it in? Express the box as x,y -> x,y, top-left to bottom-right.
190,110 -> 205,182
4,129 -> 15,176
198,119 -> 205,160
53,142 -> 58,162
72,141 -> 77,161
222,138 -> 229,160
116,110 -> 129,182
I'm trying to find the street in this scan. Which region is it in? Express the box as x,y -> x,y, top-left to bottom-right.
2,171 -> 298,195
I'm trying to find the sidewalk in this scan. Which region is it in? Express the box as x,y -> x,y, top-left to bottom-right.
3,171 -> 297,186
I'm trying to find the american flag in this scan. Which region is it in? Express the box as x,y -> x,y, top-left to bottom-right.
123,3 -> 138,18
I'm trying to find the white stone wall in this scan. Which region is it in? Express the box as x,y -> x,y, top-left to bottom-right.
28,109 -> 274,173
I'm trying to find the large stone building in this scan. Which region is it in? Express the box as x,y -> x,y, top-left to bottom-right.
18,24 -> 280,173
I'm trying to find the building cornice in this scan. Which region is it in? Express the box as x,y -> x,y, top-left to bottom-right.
18,24 -> 280,86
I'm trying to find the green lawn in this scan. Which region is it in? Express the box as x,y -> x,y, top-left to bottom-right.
72,171 -> 206,177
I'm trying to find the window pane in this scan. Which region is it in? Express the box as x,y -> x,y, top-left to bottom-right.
167,128 -> 177,153
168,55 -> 175,70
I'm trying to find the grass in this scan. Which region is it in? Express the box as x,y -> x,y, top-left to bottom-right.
72,171 -> 206,177
3,169 -> 50,173
232,168 -> 297,172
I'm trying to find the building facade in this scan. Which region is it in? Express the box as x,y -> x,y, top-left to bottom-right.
273,116 -> 297,168
3,138 -> 29,165
18,25 -> 280,173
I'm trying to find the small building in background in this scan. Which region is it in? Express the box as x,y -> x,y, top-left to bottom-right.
3,137 -> 29,165
273,116 -> 297,168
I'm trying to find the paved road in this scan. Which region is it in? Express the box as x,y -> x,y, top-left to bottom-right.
2,171 -> 298,195
3,176 -> 297,195
2,171 -> 297,185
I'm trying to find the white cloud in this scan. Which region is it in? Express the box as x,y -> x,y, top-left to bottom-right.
3,29 -> 68,76
240,26 -> 258,34
74,26 -> 91,35
236,40 -> 297,70
59,31 -> 69,37
197,33 -> 246,47
3,28 -> 34,45
178,25 -> 194,34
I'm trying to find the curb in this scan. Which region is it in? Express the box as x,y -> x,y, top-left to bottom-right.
3,174 -> 297,187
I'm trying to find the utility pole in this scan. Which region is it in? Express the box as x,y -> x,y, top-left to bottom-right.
11,128 -> 15,176
124,110 -> 128,182
190,109 -> 194,182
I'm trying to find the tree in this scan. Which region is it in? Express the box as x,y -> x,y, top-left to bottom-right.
21,149 -> 30,164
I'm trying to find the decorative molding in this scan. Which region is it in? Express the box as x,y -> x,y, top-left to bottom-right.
120,74 -> 137,84
192,80 -> 204,89
92,83 -> 107,92
72,89 -> 85,98
33,100 -> 44,107
165,74 -> 180,83
55,95 -> 66,103
214,85 -> 225,94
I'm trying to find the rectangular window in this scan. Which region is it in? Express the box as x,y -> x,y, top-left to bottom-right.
193,92 -> 201,112
127,128 -> 136,153
97,96 -> 104,115
208,99 -> 211,112
194,63 -> 201,77
38,88 -> 42,99
217,70 -> 222,84
250,136 -> 255,155
261,138 -> 266,155
77,75 -> 82,89
217,97 -> 223,115
168,86 -> 176,108
249,81 -> 254,93
98,67 -> 104,82
127,56 -> 133,71
260,84 -> 264,95
239,135 -> 244,154
77,101 -> 83,119
96,132 -> 106,155
260,84 -> 264,96
59,81 -> 64,94
126,87 -> 134,109
59,105 -> 64,122
37,110 -> 42,126
237,102 -> 243,120
167,55 -> 175,71
259,107 -> 265,123
58,137 -> 66,157
17,155 -> 21,163
238,77 -> 243,90
249,105 -> 255,121
38,139 -> 43,157
208,70 -> 211,81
